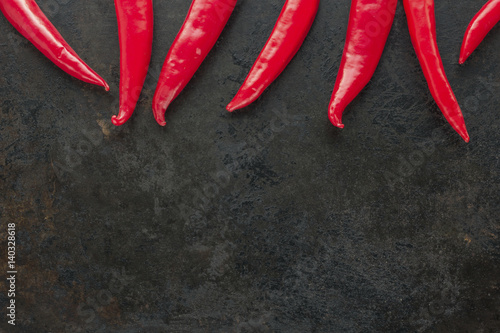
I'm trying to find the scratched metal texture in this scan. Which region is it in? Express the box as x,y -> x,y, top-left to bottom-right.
0,0 -> 499,332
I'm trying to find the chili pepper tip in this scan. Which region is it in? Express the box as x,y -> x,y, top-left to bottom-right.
454,124 -> 470,142
0,0 -> 111,91
458,0 -> 500,66
460,130 -> 470,143
328,113 -> 345,129
331,122 -> 345,129
152,103 -> 167,126
226,101 -> 242,112
458,54 -> 468,65
154,115 -> 167,127
111,115 -> 126,127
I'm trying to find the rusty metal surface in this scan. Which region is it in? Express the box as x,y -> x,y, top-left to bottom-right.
0,0 -> 499,332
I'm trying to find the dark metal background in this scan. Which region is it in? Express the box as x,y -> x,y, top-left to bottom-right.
1,0 -> 499,332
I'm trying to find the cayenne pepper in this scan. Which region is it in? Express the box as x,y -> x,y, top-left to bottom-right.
0,0 -> 109,90
403,0 -> 469,142
459,0 -> 500,64
226,0 -> 319,112
112,0 -> 154,126
153,0 -> 237,126
328,0 -> 397,128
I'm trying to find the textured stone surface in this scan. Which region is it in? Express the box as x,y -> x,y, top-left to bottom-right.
0,0 -> 499,332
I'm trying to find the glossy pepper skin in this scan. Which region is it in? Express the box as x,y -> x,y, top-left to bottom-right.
112,0 -> 154,126
153,0 -> 237,126
226,0 -> 319,112
0,0 -> 109,90
403,0 -> 469,142
459,0 -> 500,64
329,0 -> 397,128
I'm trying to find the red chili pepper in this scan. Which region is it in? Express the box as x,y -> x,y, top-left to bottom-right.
328,0 -> 397,128
153,0 -> 237,126
403,0 -> 469,142
226,0 -> 319,112
111,0 -> 154,126
459,0 -> 500,64
0,0 -> 109,90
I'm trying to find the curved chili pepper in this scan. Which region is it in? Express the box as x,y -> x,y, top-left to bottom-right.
153,0 -> 237,126
0,0 -> 109,90
226,0 -> 319,112
328,0 -> 397,128
111,0 -> 154,126
403,0 -> 469,142
459,0 -> 500,64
